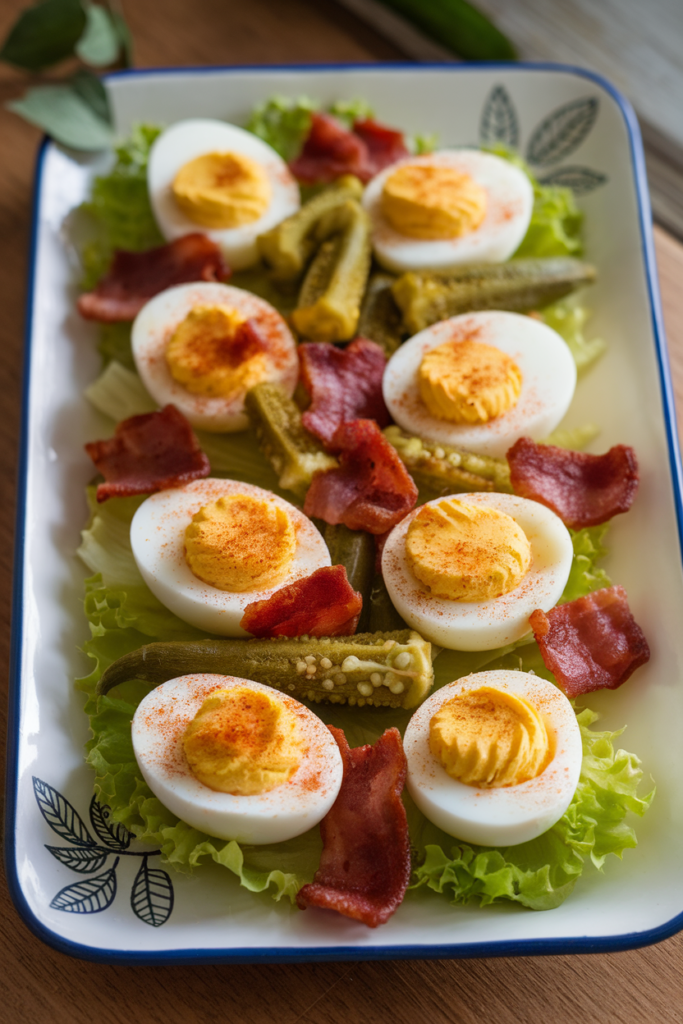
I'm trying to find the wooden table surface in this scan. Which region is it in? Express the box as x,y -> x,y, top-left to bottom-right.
2,1 -> 683,1020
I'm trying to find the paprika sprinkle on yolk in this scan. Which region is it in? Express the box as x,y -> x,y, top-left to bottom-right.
418,338 -> 522,425
380,163 -> 488,240
182,686 -> 303,795
165,305 -> 267,398
184,493 -> 296,593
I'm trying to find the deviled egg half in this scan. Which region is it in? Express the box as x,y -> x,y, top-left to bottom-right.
130,478 -> 330,636
382,492 -> 573,651
132,674 -> 344,844
362,149 -> 534,274
148,119 -> 300,269
404,670 -> 583,847
131,281 -> 298,432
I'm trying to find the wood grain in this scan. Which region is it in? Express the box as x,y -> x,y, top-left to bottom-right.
1,2 -> 683,1020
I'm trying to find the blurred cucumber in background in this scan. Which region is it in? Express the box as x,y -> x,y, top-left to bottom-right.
375,0 -> 515,60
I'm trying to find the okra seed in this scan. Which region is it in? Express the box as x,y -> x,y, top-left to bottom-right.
320,657 -> 332,670
370,672 -> 382,686
389,680 -> 405,694
334,673 -> 346,685
288,684 -> 295,691
322,679 -> 335,691
357,682 -> 373,697
384,671 -> 398,687
434,447 -> 445,459
394,652 -> 411,670
296,661 -> 307,674
306,666 -> 316,677
357,697 -> 366,707
304,655 -> 316,664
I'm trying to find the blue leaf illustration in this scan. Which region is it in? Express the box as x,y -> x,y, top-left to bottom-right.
131,856 -> 174,927
46,845 -> 109,874
50,859 -> 118,913
33,777 -> 96,847
526,98 -> 598,166
480,85 -> 519,148
537,165 -> 607,195
89,794 -> 131,851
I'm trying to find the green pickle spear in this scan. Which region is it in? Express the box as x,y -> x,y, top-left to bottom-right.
96,631 -> 435,709
384,425 -> 512,496
392,257 -> 597,335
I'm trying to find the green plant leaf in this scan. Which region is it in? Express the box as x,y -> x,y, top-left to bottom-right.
0,0 -> 87,71
71,68 -> 111,123
7,81 -> 113,149
75,3 -> 120,66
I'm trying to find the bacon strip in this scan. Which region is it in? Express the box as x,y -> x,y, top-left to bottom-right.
304,419 -> 418,534
240,565 -> 362,638
296,726 -> 411,928
77,233 -> 229,322
352,118 -> 410,174
85,404 -> 210,502
507,437 -> 639,529
300,337 -> 391,447
529,586 -> 650,698
288,112 -> 408,184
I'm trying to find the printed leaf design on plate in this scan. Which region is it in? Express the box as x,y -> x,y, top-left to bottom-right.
526,98 -> 599,167
537,165 -> 607,195
480,85 -> 519,149
50,859 -> 119,913
33,777 -> 96,847
131,856 -> 174,927
45,845 -> 109,874
89,793 -> 132,851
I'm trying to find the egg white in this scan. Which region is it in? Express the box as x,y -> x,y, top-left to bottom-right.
130,478 -> 331,636
132,674 -> 344,844
131,281 -> 299,432
382,492 -> 573,651
362,149 -> 534,274
382,310 -> 577,458
403,669 -> 583,847
147,119 -> 300,270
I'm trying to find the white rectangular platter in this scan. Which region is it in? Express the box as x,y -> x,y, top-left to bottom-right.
6,63 -> 683,964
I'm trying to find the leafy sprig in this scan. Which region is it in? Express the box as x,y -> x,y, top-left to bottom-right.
1,0 -> 133,150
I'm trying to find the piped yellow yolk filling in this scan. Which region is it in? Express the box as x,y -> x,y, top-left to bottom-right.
172,151 -> 271,229
429,687 -> 551,788
166,305 -> 267,399
184,493 -> 296,593
183,686 -> 303,795
381,163 -> 488,240
419,338 -> 522,425
406,498 -> 531,602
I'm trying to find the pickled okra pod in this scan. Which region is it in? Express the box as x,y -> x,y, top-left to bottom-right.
323,523 -> 375,632
392,257 -> 598,335
245,381 -> 337,496
96,630 -> 434,709
384,425 -> 512,496
292,199 -> 372,343
257,175 -> 364,282
357,271 -> 404,356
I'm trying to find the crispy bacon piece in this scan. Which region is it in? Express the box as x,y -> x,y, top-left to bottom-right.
300,337 -> 391,447
529,585 -> 650,698
77,233 -> 229,322
296,726 -> 411,928
288,113 -> 408,184
304,419 -> 418,534
507,437 -> 639,529
240,565 -> 362,638
352,118 -> 410,173
85,404 -> 210,502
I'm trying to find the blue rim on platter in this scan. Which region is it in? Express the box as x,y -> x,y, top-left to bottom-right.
5,60 -> 683,965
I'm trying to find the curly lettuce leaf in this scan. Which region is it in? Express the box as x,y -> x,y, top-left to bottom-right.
412,708 -> 653,910
245,95 -> 318,161
543,298 -> 606,373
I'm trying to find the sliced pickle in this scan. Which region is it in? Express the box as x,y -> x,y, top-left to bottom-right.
245,381 -> 337,497
292,199 -> 372,343
392,257 -> 598,335
384,425 -> 512,496
357,272 -> 404,356
257,175 -> 363,282
96,630 -> 434,709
